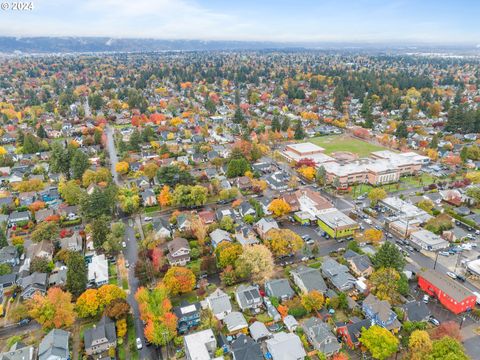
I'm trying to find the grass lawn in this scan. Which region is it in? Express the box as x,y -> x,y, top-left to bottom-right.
109,263 -> 118,277
127,315 -> 139,360
145,205 -> 160,213
309,135 -> 386,157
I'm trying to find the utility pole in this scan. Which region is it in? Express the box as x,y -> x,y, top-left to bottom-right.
433,251 -> 440,270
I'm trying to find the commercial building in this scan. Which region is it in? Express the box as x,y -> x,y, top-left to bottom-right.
409,230 -> 449,251
317,209 -> 359,239
418,269 -> 476,314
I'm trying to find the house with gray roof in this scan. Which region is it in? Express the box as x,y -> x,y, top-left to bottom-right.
0,246 -> 19,266
167,237 -> 191,266
38,329 -> 70,360
303,317 -> 340,357
20,272 -> 48,299
206,288 -> 232,320
0,342 -> 35,360
403,301 -> 431,322
265,278 -> 295,301
249,321 -> 271,342
210,229 -> 233,249
84,316 -> 117,355
321,257 -> 356,292
224,311 -> 248,333
235,284 -> 262,312
231,334 -> 263,360
343,250 -> 373,277
290,265 -> 327,294
265,332 -> 306,360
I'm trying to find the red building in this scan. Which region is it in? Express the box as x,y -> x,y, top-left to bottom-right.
418,269 -> 476,314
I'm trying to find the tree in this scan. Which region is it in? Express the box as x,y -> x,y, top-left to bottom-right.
135,283 -> 177,346
216,242 -> 243,268
294,121 -> 305,140
30,256 -> 53,273
76,289 -> 101,318
0,226 -> 7,248
71,149 -> 90,180
190,216 -> 208,244
369,267 -> 401,303
219,216 -> 235,232
301,290 -> 324,312
428,336 -> 468,360
417,199 -> 434,213
31,221 -> 59,242
49,142 -> 72,178
395,121 -> 408,138
236,244 -> 274,283
409,330 -> 432,360
105,298 -> 131,320
372,242 -> 405,271
172,185 -> 208,208
91,215 -> 111,248
158,185 -> 172,207
79,185 -> 117,219
28,288 -> 76,330
143,163 -> 159,181
359,325 -> 399,360
103,222 -> 125,255
431,321 -> 462,342
97,284 -> 127,308
368,188 -> 387,206
298,166 -> 316,181
316,165 -> 326,185
364,229 -> 383,244
58,179 -> 83,205
226,157 -> 250,178
157,165 -> 194,187
115,161 -> 130,175
118,185 -> 140,214
163,267 -> 196,295
266,228 -> 303,257
268,199 -> 291,218
0,263 -> 11,276
66,251 -> 87,297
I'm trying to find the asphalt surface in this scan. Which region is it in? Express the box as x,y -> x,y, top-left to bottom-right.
105,125 -> 159,360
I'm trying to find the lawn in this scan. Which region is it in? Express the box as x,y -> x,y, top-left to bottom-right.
309,135 -> 386,157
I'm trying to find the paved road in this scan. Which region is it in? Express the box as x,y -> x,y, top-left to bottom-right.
104,125 -> 159,359
0,321 -> 40,339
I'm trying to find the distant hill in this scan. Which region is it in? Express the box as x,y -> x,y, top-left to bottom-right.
0,36 -> 478,55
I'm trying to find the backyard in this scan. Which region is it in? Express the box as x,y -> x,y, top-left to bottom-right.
309,135 -> 386,157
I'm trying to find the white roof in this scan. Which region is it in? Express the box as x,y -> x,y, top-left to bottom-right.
184,329 -> 217,360
87,254 -> 108,284
287,142 -> 325,153
266,332 -> 306,360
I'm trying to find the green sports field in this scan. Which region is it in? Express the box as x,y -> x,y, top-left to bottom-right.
309,135 -> 386,157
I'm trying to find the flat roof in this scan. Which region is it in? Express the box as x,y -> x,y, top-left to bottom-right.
287,142 -> 325,153
419,269 -> 474,302
317,209 -> 358,229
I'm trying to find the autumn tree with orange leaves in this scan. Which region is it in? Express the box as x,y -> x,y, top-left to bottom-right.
163,266 -> 196,295
157,185 -> 172,207
28,288 -> 76,330
135,283 -> 177,346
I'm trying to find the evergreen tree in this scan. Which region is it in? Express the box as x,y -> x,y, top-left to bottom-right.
395,121 -> 408,139
36,125 -> 48,139
281,117 -> 290,132
71,150 -> 90,180
0,225 -> 7,249
66,251 -> 87,297
294,121 -> 305,140
271,116 -> 281,132
233,107 -> 244,124
429,134 -> 439,149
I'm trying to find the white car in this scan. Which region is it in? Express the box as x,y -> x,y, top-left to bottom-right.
122,241 -> 127,248
364,219 -> 373,225
144,216 -> 153,222
422,294 -> 429,303
446,271 -> 457,279
136,338 -> 143,350
125,260 -> 130,268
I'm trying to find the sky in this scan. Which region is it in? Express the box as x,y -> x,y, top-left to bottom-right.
0,0 -> 479,44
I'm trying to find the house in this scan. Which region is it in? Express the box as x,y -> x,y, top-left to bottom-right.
38,329 -> 70,360
321,257 -> 356,292
152,218 -> 172,239
174,301 -> 201,334
303,317 -> 341,357
20,272 -> 48,299
403,301 -> 431,322
238,201 -> 256,218
60,232 -> 83,252
249,321 -> 271,342
223,311 -> 248,334
336,318 -> 372,348
0,246 -> 19,266
235,225 -> 259,246
264,278 -> 295,301
418,269 -> 476,314
254,218 -> 279,240
210,229 -> 233,249
184,329 -> 221,360
177,213 -> 192,231
30,240 -> 55,261
317,209 -> 358,239
0,342 -> 35,360
88,254 -> 109,287
231,334 -> 263,360
362,294 -> 401,331
35,208 -> 54,222
141,188 -> 157,207
8,210 -> 30,226
215,208 -> 235,221
235,284 -> 262,312
167,237 -> 191,266
198,210 -> 216,225
290,265 -> 327,294
49,268 -> 67,287
84,316 -> 117,356
283,315 -> 299,332
265,332 -> 306,360
206,288 -> 232,320
236,176 -> 252,191
0,273 -> 17,289
343,250 -> 373,277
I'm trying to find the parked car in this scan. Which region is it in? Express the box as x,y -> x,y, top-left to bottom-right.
136,338 -> 143,350
423,294 -> 429,304
144,216 -> 153,222
439,251 -> 450,256
455,274 -> 466,282
446,272 -> 457,279
429,317 -> 440,326
122,241 -> 127,248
